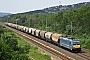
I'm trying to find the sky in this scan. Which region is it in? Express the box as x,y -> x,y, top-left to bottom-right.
0,0 -> 90,14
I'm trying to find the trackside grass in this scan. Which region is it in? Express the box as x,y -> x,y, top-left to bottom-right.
17,37 -> 51,60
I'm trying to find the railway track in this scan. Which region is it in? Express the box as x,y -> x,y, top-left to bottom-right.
1,23 -> 90,60
3,24 -> 75,60
76,48 -> 90,60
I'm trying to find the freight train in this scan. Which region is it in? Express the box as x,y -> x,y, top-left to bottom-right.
5,22 -> 81,52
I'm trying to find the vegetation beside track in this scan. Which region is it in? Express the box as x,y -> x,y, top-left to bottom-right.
0,25 -> 51,60
17,36 -> 51,60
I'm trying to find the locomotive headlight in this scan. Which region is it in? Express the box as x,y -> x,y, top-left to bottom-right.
73,45 -> 80,48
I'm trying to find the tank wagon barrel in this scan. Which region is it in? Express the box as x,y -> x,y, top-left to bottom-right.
45,32 -> 53,42
20,26 -> 24,31
40,31 -> 46,39
51,33 -> 62,46
35,29 -> 41,37
29,28 -> 33,34
25,27 -> 29,33
31,28 -> 36,36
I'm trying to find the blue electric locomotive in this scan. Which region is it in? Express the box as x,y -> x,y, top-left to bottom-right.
60,36 -> 81,52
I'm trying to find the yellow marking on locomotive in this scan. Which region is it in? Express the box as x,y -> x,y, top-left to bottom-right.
73,45 -> 80,48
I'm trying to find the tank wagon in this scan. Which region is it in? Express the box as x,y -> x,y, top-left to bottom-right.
51,33 -> 62,46
7,23 -> 12,27
5,22 -> 81,52
25,27 -> 29,33
29,28 -> 33,34
40,31 -> 46,39
11,24 -> 17,29
17,25 -> 21,30
45,32 -> 53,42
20,26 -> 24,31
31,28 -> 36,36
35,29 -> 41,37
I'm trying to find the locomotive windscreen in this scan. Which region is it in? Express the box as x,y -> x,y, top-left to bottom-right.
73,40 -> 80,45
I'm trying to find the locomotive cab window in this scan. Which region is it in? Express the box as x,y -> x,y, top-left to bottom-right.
73,41 -> 80,45
70,42 -> 71,44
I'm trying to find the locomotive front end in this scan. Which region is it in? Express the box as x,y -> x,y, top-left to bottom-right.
72,40 -> 81,52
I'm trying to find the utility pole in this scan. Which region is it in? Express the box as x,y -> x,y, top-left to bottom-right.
71,21 -> 72,36
7,19 -> 8,23
13,18 -> 14,24
16,19 -> 19,25
7,16 -> 10,23
21,19 -> 22,25
46,18 -> 47,31
29,19 -> 30,27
